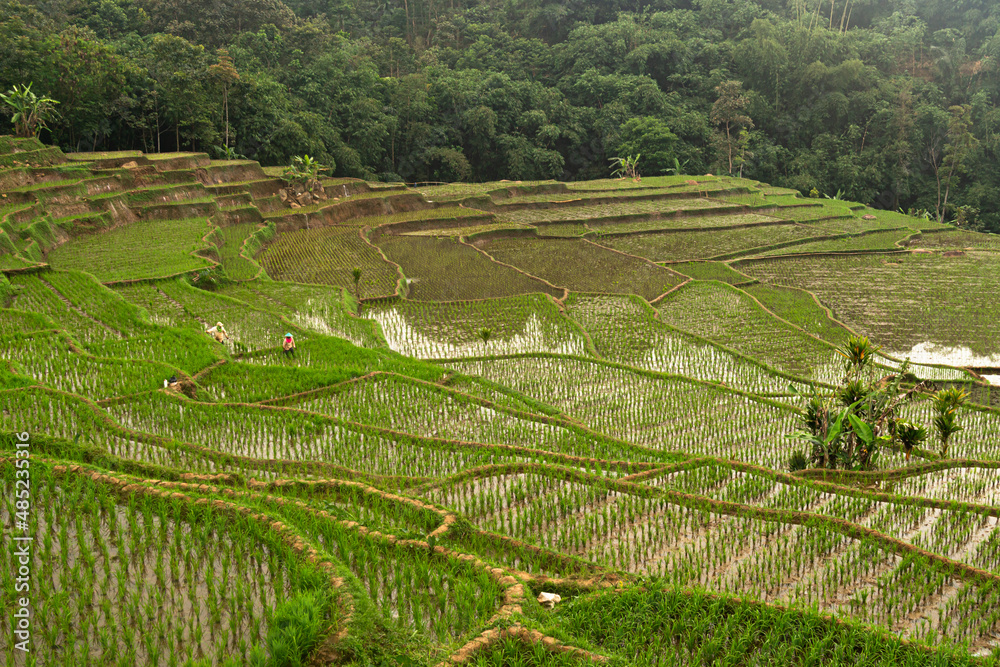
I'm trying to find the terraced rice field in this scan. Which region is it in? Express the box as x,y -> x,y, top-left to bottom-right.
378,235 -> 562,301
591,222 -> 827,261
46,217 -> 216,282
258,225 -> 399,296
3,138 -> 1000,666
737,252 -> 1000,357
477,236 -> 686,300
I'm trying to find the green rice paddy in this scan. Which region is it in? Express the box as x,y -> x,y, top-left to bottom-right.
4,138 -> 1000,665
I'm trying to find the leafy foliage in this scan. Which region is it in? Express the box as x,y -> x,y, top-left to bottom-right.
282,154 -> 330,186
0,83 -> 58,138
608,154 -> 641,181
1,0 -> 1000,229
790,336 -> 926,471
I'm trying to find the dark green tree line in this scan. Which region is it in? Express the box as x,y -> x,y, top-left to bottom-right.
3,0 -> 1000,228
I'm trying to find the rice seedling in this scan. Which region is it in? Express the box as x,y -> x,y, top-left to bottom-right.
0,331 -> 184,399
104,390 -> 538,477
0,460 -> 325,666
217,280 -> 384,347
365,294 -> 585,359
446,355 -> 809,469
751,229 -> 912,257
555,587 -> 988,665
565,293 -> 809,394
494,198 -> 727,226
214,222 -> 264,281
742,283 -> 853,346
667,261 -> 751,284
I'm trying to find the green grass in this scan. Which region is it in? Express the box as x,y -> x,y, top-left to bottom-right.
479,237 -> 685,300
46,217 -> 214,282
552,587 -> 986,666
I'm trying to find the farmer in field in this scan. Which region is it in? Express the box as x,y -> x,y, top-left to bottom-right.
283,332 -> 296,358
206,321 -> 228,343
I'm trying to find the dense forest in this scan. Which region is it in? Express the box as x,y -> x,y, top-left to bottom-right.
2,0 -> 1000,229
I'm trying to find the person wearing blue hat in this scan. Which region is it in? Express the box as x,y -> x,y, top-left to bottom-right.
282,332 -> 296,358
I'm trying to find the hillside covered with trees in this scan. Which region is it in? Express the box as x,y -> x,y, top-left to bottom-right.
3,0 -> 1000,229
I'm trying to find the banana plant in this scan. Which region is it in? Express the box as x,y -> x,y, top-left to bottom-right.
0,83 -> 59,138
609,154 -> 641,180
282,154 -> 329,186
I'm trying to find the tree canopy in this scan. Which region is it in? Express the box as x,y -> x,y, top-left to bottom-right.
3,0 -> 1000,229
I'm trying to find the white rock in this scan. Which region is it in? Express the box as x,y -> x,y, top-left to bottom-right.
537,592 -> 561,609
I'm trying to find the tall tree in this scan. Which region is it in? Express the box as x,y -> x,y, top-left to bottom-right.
208,48 -> 239,149
931,104 -> 977,223
711,80 -> 754,175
